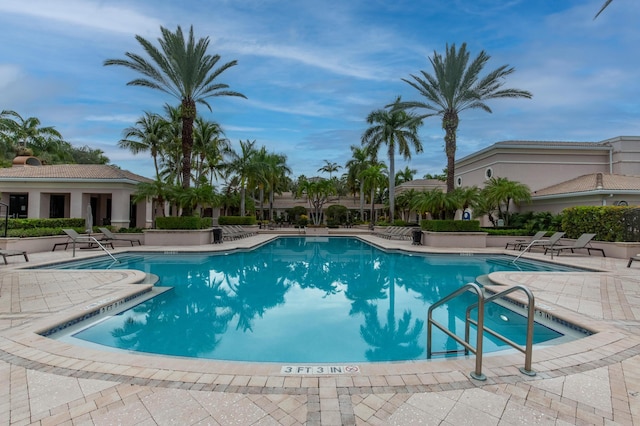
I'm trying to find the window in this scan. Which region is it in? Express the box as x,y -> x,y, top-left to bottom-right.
485,167 -> 493,180
9,194 -> 28,218
49,194 -> 65,218
456,176 -> 462,187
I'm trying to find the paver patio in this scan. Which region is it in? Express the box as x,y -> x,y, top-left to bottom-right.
1,234 -> 639,425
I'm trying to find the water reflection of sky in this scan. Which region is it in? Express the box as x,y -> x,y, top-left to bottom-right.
59,237 -> 568,363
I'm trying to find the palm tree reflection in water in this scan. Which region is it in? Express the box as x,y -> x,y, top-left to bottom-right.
70,239 -> 553,362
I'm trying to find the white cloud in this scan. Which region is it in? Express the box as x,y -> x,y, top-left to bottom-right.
0,0 -> 162,35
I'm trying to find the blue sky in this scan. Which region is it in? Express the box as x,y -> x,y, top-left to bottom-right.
1,0 -> 639,181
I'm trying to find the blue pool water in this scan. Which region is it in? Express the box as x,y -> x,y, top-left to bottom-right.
44,237 -> 584,363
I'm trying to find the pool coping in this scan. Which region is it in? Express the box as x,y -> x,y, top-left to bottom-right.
1,234 -> 636,396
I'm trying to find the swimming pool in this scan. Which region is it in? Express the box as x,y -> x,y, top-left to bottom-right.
44,237 -> 588,363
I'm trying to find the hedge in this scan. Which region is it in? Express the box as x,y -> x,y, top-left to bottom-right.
561,206 -> 627,242
0,218 -> 88,237
3,218 -> 85,230
218,216 -> 257,225
155,216 -> 212,230
421,220 -> 481,232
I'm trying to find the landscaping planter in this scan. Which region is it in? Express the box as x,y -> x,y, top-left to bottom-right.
143,229 -> 213,246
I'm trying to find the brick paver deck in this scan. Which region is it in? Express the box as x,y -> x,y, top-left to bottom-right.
1,234 -> 639,425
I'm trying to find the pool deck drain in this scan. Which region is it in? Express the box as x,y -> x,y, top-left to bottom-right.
1,234 -> 639,425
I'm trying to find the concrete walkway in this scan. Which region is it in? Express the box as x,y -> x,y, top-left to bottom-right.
1,235 -> 639,425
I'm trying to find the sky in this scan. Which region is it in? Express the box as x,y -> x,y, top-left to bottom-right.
2,0 -> 640,182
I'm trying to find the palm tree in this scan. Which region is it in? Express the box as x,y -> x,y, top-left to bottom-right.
449,186 -> 481,216
482,177 -> 531,226
297,178 -> 336,225
360,163 -> 388,225
395,166 -> 417,186
395,189 -> 419,222
362,97 -> 423,222
224,139 -> 259,216
0,109 -> 67,160
595,0 -> 614,18
104,25 -> 246,205
264,152 -> 291,221
411,188 -> 460,220
318,160 -> 341,179
399,43 -> 532,193
158,104 -> 183,186
345,145 -> 375,221
192,116 -> 226,186
119,112 -> 169,181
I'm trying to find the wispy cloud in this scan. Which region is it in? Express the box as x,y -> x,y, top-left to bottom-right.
0,1 -> 162,35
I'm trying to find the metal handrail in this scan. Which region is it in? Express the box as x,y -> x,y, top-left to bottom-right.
71,236 -> 118,262
466,285 -> 536,376
427,282 -> 486,381
512,239 -> 546,263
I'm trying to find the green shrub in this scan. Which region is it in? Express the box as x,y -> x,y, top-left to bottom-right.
4,218 -> 85,230
286,206 -> 307,222
481,228 -> 544,236
561,206 -> 626,241
421,220 -> 480,232
218,216 -> 257,225
326,205 -> 349,225
155,216 -> 212,229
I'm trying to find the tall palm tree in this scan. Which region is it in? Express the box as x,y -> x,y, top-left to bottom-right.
595,0 -> 613,18
192,116 -> 226,186
104,25 -> 246,204
225,139 -> 259,216
362,97 -> 423,222
399,43 -> 532,193
264,152 -> 291,221
318,160 -> 342,179
119,111 -> 169,181
345,145 -> 375,221
360,163 -> 388,225
158,104 -> 183,186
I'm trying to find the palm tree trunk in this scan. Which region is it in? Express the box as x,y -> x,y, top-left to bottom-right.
388,149 -> 395,222
443,111 -> 459,193
181,99 -> 196,216
359,181 -> 365,220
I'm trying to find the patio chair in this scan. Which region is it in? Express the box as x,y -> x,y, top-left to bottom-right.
544,233 -> 605,257
505,231 -> 547,250
61,229 -> 114,251
0,249 -> 29,265
98,227 -> 141,246
628,254 -> 640,267
522,232 -> 565,252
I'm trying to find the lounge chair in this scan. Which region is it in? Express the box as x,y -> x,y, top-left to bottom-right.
544,233 -> 605,257
505,231 -> 547,250
0,249 -> 29,265
522,232 -> 565,252
628,254 -> 640,267
61,229 -> 114,251
98,227 -> 141,246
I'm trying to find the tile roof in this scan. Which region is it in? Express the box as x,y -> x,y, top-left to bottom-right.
0,164 -> 152,183
493,140 -> 600,147
533,173 -> 640,196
